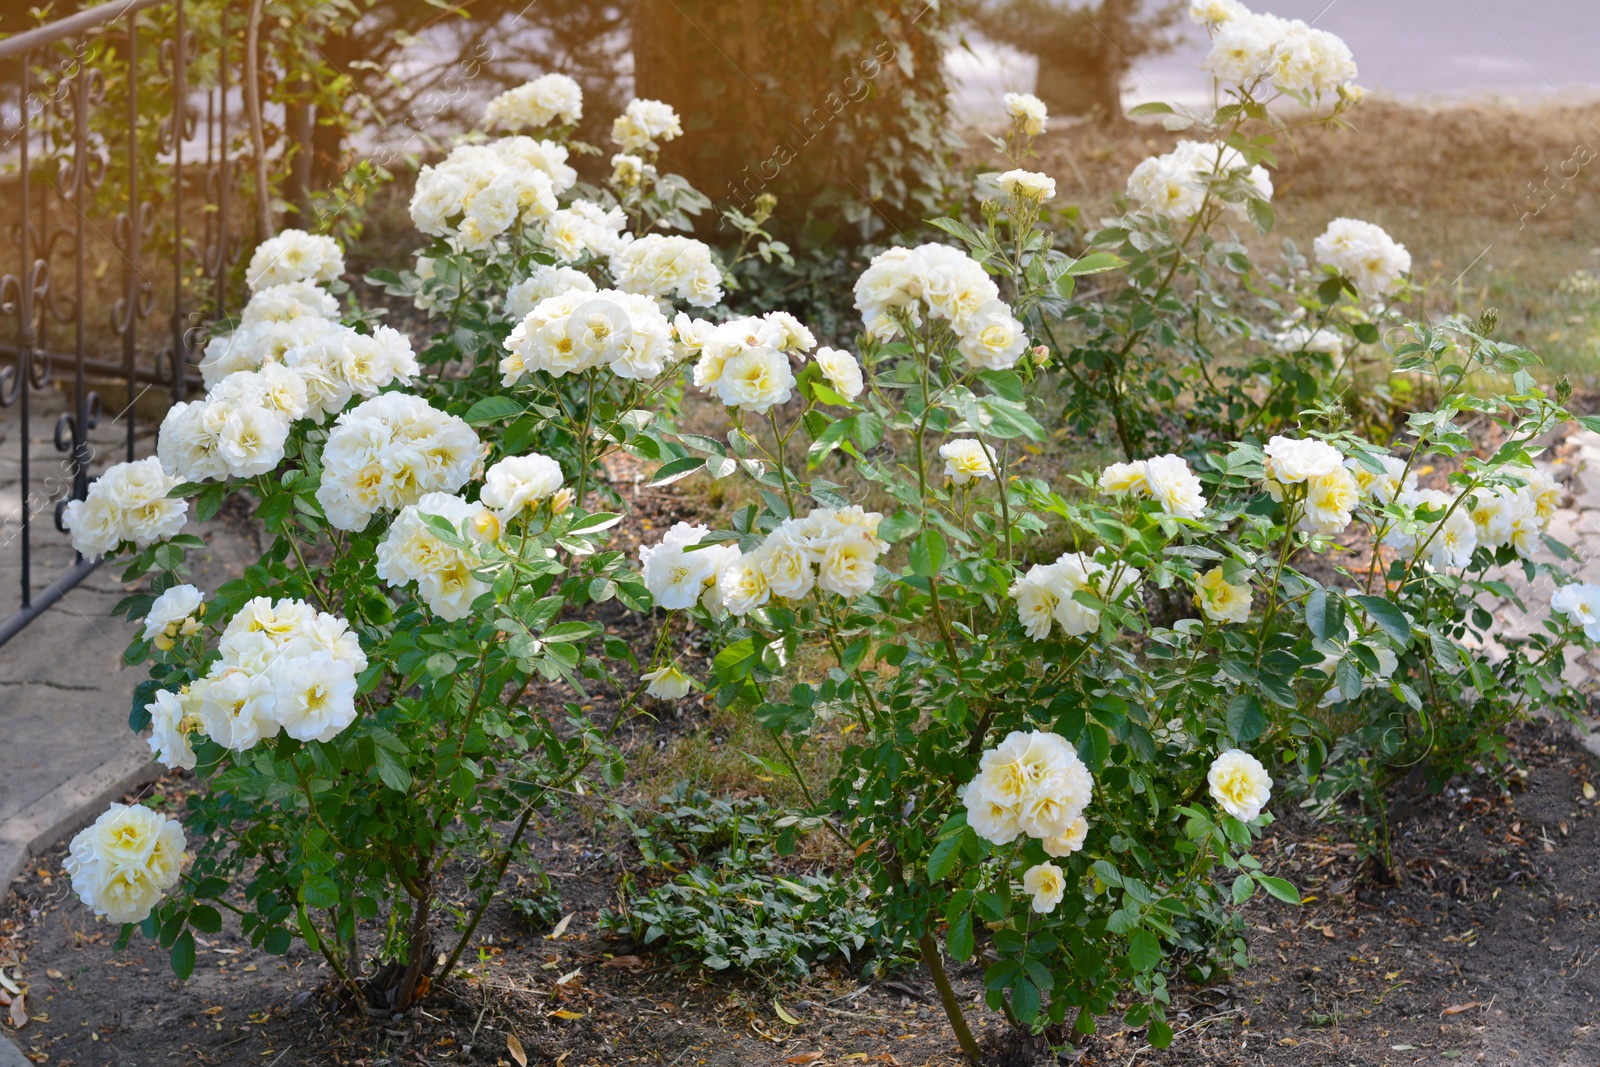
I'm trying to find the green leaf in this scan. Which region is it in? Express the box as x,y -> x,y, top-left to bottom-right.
927,216 -> 983,247
1127,928 -> 1160,973
946,911 -> 975,961
648,456 -> 705,487
878,510 -> 919,543
302,874 -> 340,910
908,529 -> 947,577
1226,694 -> 1265,744
1149,1018 -> 1175,1048
1128,101 -> 1175,115
977,369 -> 1024,402
462,395 -> 523,425
1231,872 -> 1256,904
374,745 -> 411,791
542,621 -> 600,642
1256,875 -> 1301,904
188,905 -> 222,934
1010,976 -> 1041,1023
1245,196 -> 1274,235
1304,587 -> 1343,641
927,832 -> 963,882
170,930 -> 196,980
712,638 -> 759,681
1353,595 -> 1411,647
1092,859 -> 1123,888
1065,252 -> 1127,275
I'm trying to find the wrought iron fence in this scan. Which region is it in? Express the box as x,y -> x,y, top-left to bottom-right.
0,0 -> 241,646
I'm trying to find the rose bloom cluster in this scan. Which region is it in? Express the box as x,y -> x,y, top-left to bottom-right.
409,138 -> 578,251
1313,217 -> 1413,301
539,199 -> 631,263
961,730 -> 1092,913
611,97 -> 682,154
198,279 -> 341,388
1207,749 -> 1273,820
483,73 -> 583,132
1125,139 -> 1272,222
377,492 -> 499,621
1009,550 -> 1141,641
713,506 -> 888,615
504,264 -> 597,321
501,288 -> 675,385
1002,92 -> 1048,136
1097,453 -> 1209,520
167,327 -> 420,483
995,169 -> 1056,203
677,310 -> 862,413
244,229 -> 344,292
316,393 -> 481,532
1382,467 -> 1558,570
1194,1 -> 1358,97
1262,435 -> 1363,536
142,583 -> 204,650
853,243 -> 1029,370
609,233 -> 724,308
610,152 -> 656,189
144,596 -> 368,771
373,452 -> 568,620
65,803 -> 186,924
63,457 -> 189,559
962,730 -> 1275,913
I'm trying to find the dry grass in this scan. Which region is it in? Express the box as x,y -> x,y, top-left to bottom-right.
1035,96 -> 1600,380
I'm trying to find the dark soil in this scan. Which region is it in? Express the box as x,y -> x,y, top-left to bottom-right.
3,717 -> 1596,1067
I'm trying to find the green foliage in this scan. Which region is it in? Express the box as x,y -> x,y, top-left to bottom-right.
599,787 -> 878,979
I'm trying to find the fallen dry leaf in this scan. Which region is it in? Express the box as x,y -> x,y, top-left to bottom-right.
8,991 -> 25,1028
774,998 -> 803,1026
1321,925 -> 1336,939
602,954 -> 646,970
44,970 -> 62,981
1441,1002 -> 1483,1015
783,1054 -> 825,1065
506,1032 -> 528,1067
548,1008 -> 584,1021
546,913 -> 574,940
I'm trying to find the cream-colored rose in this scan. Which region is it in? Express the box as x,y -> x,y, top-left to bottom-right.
1207,749 -> 1272,821
940,439 -> 996,486
1195,567 -> 1251,624
1022,862 -> 1066,913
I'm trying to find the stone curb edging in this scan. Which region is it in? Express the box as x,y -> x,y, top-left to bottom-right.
1,744 -> 160,900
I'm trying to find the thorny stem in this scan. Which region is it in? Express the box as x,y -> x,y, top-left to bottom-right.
438,800 -> 540,981
920,930 -> 982,1063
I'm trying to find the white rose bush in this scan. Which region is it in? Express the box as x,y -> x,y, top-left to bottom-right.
70,200 -> 651,1013
59,24 -> 1600,1061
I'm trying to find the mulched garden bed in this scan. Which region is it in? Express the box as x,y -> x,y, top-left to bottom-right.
2,716 -> 1594,1067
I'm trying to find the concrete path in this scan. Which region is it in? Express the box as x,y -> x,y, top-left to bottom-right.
0,384 -> 258,895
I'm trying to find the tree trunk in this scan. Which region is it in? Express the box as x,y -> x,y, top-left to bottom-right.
284,77 -> 314,224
